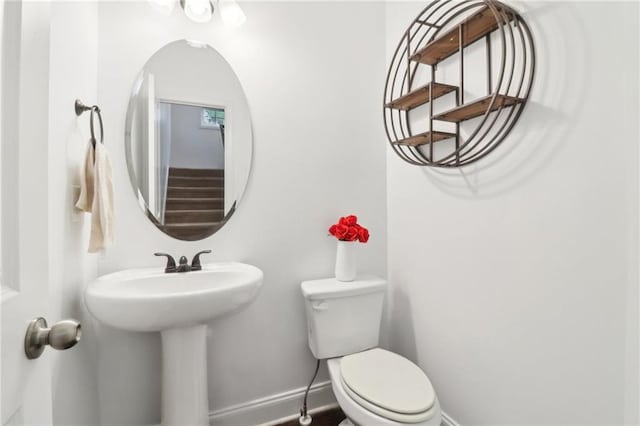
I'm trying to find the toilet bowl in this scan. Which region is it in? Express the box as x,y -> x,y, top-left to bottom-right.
301,276 -> 441,426
327,349 -> 441,426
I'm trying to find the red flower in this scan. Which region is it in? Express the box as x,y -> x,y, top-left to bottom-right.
339,215 -> 358,226
358,227 -> 369,243
328,214 -> 369,243
345,226 -> 359,241
334,224 -> 349,240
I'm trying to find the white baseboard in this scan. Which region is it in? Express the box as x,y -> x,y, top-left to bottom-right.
208,380 -> 336,426
441,410 -> 460,426
209,381 -> 459,426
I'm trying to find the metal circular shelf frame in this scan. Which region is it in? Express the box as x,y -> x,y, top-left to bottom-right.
383,0 -> 535,167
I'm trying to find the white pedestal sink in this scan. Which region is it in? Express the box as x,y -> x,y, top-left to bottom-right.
85,262 -> 263,426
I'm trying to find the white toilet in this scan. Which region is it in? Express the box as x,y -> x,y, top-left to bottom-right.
301,275 -> 441,426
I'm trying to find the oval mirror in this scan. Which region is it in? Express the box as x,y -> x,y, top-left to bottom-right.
125,40 -> 252,241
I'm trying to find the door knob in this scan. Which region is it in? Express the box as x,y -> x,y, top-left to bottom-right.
24,317 -> 81,359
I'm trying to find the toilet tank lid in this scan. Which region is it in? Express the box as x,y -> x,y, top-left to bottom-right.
301,275 -> 387,300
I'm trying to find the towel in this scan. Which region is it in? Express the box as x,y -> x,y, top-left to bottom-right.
76,141 -> 114,253
75,142 -> 94,213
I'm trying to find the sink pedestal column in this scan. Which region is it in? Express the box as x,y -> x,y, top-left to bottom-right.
161,324 -> 208,426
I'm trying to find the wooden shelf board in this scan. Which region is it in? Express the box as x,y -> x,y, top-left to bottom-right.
411,5 -> 513,65
433,94 -> 524,123
385,82 -> 458,111
393,131 -> 456,147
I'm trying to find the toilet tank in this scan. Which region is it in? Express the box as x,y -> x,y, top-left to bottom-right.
301,275 -> 387,359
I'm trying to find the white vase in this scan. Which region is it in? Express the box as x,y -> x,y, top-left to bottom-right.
335,240 -> 357,282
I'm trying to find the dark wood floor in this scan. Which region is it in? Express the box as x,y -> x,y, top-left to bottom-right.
272,407 -> 446,426
275,407 -> 346,426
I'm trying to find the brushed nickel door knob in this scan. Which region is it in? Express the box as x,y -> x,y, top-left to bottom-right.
24,317 -> 81,359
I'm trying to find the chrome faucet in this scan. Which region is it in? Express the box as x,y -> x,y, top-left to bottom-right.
155,250 -> 212,273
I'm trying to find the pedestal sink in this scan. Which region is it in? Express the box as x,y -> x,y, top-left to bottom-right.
85,262 -> 263,426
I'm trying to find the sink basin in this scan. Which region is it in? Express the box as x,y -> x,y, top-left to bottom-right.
85,262 -> 263,332
85,262 -> 263,426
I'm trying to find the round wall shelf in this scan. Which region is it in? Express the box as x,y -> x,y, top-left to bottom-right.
384,0 -> 535,167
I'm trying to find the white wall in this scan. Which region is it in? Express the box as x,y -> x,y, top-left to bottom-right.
96,2 -> 386,424
47,2 -> 101,425
385,1 -> 638,425
169,103 -> 224,170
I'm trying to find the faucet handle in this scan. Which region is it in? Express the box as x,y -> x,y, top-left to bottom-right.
154,253 -> 177,273
191,250 -> 212,271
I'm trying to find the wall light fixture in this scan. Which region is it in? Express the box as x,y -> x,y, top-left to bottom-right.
148,0 -> 246,26
180,0 -> 214,23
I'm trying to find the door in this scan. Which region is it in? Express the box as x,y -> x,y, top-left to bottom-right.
1,1 -> 54,424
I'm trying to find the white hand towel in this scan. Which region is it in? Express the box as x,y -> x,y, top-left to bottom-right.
76,142 -> 115,253
75,142 -> 94,213
89,142 -> 115,252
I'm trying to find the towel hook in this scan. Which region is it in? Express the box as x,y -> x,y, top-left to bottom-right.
75,99 -> 104,147
89,107 -> 104,147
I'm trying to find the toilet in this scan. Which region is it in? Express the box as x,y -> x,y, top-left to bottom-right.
301,275 -> 441,426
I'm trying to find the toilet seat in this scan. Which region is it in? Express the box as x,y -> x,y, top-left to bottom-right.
339,348 -> 437,423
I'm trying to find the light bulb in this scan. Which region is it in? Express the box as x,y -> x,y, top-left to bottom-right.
148,0 -> 176,16
219,0 -> 246,28
180,0 -> 214,23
